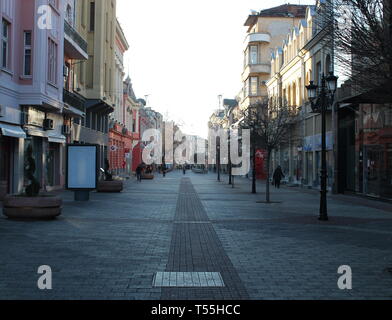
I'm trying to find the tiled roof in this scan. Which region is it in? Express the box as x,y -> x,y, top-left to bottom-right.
258,4 -> 307,17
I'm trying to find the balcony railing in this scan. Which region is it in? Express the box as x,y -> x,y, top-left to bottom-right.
64,20 -> 88,56
63,89 -> 85,112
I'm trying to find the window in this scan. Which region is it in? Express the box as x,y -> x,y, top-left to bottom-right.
105,12 -> 109,41
315,62 -> 322,86
48,38 -> 58,84
325,54 -> 331,74
89,2 -> 95,31
250,77 -> 258,96
66,4 -> 73,26
250,46 -> 258,65
81,0 -> 86,27
2,19 -> 10,69
49,0 -> 58,9
23,31 -> 32,76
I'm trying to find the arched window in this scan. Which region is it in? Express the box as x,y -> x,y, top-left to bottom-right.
292,82 -> 297,107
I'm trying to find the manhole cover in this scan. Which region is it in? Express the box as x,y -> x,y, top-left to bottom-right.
153,272 -> 225,288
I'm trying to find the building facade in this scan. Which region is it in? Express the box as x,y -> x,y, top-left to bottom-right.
123,77 -> 141,173
267,3 -> 335,189
239,4 -> 307,111
0,0 -> 66,195
108,19 -> 130,175
73,0 -> 117,170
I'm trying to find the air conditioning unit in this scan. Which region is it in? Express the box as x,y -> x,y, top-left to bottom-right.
0,105 -> 5,117
62,124 -> 71,135
43,119 -> 54,130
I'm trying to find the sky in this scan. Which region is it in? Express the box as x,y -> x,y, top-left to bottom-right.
117,0 -> 315,138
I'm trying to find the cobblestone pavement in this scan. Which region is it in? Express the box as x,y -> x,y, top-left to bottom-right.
0,171 -> 391,300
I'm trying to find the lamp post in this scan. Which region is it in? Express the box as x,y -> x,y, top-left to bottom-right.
217,138 -> 221,182
228,128 -> 232,185
306,72 -> 338,221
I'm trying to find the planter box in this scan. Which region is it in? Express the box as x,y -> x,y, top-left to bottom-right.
3,195 -> 62,220
192,169 -> 207,174
97,180 -> 123,193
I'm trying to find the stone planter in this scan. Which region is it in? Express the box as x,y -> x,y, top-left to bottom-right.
97,180 -> 123,193
142,174 -> 154,180
0,180 -> 7,201
2,195 -> 62,220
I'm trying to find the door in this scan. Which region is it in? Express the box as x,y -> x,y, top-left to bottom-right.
364,145 -> 383,197
0,136 -> 11,193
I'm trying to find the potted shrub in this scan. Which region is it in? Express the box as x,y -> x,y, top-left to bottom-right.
2,145 -> 62,220
97,159 -> 123,193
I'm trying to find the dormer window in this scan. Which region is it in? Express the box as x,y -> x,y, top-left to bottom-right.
66,4 -> 73,26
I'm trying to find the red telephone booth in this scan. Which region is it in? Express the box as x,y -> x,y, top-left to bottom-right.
255,149 -> 267,180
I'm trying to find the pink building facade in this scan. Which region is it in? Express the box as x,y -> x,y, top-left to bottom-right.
0,0 -> 66,195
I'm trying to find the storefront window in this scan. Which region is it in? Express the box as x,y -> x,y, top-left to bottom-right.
46,143 -> 60,187
0,136 -> 11,192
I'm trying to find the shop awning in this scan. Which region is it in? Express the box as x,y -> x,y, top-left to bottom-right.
47,132 -> 66,144
27,127 -> 47,138
0,123 -> 27,139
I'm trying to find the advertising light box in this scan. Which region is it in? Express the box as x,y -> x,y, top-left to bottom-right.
66,144 -> 98,190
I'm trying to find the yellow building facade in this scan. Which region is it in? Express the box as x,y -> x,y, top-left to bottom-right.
267,4 -> 335,188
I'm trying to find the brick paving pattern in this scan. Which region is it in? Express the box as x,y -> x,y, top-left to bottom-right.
0,171 -> 391,300
161,178 -> 249,300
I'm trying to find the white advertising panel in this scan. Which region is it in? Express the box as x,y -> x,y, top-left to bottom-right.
67,145 -> 97,190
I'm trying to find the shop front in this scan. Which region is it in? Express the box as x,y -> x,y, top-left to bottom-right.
359,104 -> 392,200
303,132 -> 334,189
337,103 -> 392,200
0,122 -> 27,197
24,107 -> 66,192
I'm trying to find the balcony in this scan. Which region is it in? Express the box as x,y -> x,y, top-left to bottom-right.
63,89 -> 86,115
64,21 -> 88,60
244,32 -> 270,49
242,63 -> 271,82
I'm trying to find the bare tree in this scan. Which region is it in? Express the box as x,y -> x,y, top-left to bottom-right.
320,0 -> 392,101
240,99 -> 293,203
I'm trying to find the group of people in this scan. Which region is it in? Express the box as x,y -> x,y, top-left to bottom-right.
136,162 -> 286,188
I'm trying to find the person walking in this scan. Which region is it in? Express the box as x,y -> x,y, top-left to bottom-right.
136,164 -> 143,183
273,166 -> 285,189
183,165 -> 186,175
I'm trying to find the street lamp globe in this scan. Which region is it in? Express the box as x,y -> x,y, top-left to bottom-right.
306,81 -> 318,101
326,72 -> 339,94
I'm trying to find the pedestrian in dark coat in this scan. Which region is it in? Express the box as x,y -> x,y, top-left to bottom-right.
136,164 -> 143,182
273,166 -> 285,189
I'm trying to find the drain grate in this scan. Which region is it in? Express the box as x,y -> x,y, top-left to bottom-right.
153,272 -> 225,288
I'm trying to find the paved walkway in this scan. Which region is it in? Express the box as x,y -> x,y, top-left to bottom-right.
0,171 -> 391,300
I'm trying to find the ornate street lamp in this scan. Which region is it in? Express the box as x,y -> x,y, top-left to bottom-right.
306,72 -> 338,221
